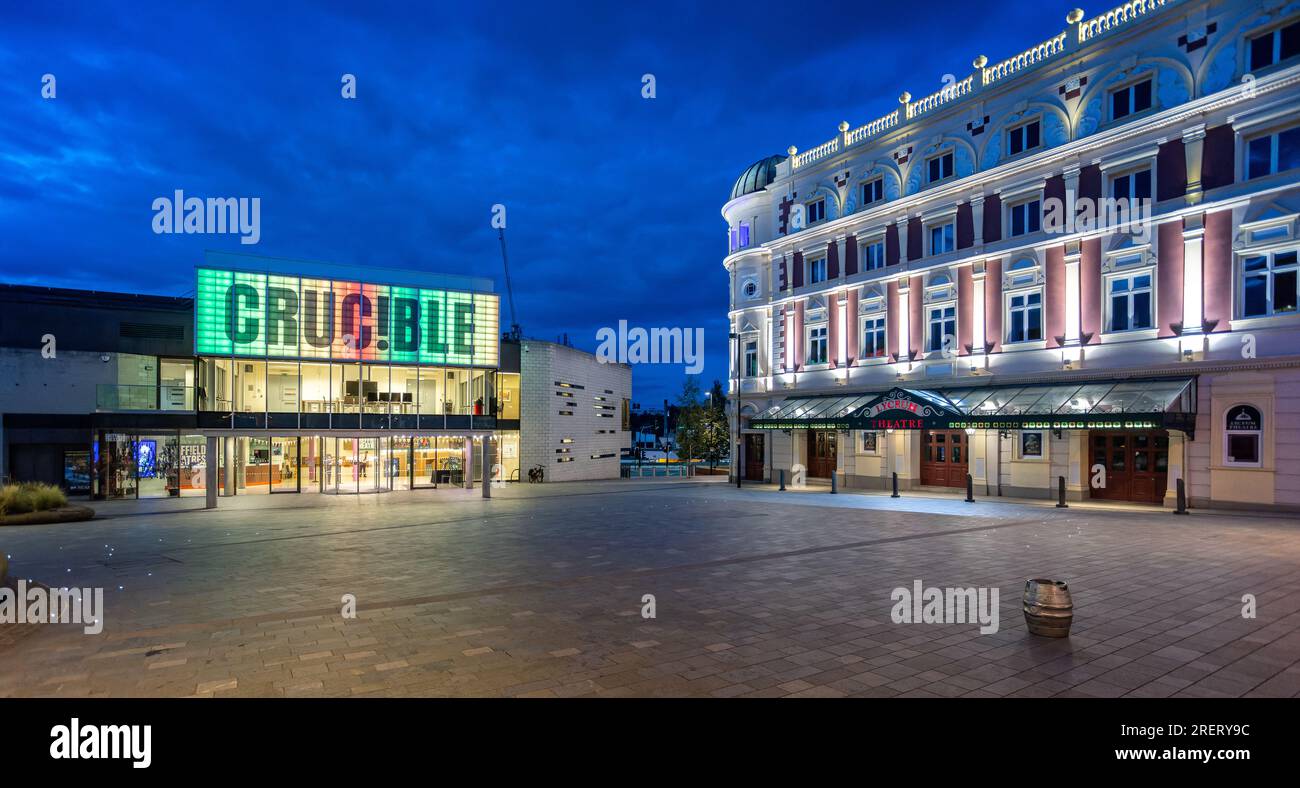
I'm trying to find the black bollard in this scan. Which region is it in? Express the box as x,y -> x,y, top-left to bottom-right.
965,473 -> 974,503
1056,475 -> 1068,508
831,471 -> 838,494
891,471 -> 900,498
1173,477 -> 1189,515
778,468 -> 786,491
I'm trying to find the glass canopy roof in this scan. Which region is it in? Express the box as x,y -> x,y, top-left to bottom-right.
754,378 -> 1195,423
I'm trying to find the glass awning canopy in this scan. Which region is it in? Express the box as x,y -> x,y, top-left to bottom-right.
749,378 -> 1197,436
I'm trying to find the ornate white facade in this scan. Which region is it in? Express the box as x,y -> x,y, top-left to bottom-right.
724,0 -> 1300,509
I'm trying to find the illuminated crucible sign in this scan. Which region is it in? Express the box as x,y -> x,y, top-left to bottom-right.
196,268 -> 499,366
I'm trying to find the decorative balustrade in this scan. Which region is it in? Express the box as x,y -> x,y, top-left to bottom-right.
786,0 -> 1183,172
981,32 -> 1068,86
793,137 -> 839,168
908,74 -> 975,119
1079,0 -> 1171,43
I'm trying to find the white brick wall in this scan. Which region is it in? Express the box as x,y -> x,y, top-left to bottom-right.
519,341 -> 631,482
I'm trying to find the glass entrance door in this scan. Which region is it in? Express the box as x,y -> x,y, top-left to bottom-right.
271,436 -> 300,492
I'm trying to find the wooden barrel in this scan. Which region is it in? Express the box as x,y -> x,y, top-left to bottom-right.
1023,578 -> 1073,638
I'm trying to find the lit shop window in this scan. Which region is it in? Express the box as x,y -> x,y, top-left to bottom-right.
1107,272 -> 1154,332
1246,126 -> 1300,180
1006,290 -> 1043,343
1240,250 -> 1299,317
806,325 -> 828,365
1223,404 -> 1263,467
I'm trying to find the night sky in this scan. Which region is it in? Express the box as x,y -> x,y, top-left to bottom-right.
0,0 -> 1065,404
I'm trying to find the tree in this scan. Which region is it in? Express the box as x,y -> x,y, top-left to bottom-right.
674,377 -> 705,473
699,406 -> 730,471
708,379 -> 726,414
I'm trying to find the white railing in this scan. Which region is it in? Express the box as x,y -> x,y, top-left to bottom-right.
982,32 -> 1068,86
908,74 -> 975,119
1080,0 -> 1170,43
793,137 -> 839,168
846,109 -> 900,145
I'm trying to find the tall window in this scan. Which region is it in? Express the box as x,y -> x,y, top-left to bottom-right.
1008,199 -> 1041,237
929,221 -> 955,255
862,240 -> 886,271
743,340 -> 758,377
860,177 -> 883,207
860,316 -> 886,359
807,325 -> 828,365
1249,20 -> 1300,71
805,198 -> 826,225
1110,78 -> 1152,120
1111,168 -> 1152,201
1007,119 -> 1041,156
1223,405 -> 1262,466
728,222 -> 751,252
1006,291 -> 1043,343
1108,272 -> 1154,331
927,151 -> 954,183
1241,250 -> 1299,317
808,256 -> 828,284
1246,127 -> 1300,179
927,305 -> 956,353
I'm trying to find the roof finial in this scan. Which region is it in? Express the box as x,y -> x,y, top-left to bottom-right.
973,54 -> 988,69
1066,8 -> 1084,24
787,145 -> 798,156
837,120 -> 849,133
899,91 -> 911,104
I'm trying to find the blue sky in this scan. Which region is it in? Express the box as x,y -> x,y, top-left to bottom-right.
0,0 -> 1064,404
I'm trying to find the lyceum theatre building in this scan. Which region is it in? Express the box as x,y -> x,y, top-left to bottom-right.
725,0 -> 1300,510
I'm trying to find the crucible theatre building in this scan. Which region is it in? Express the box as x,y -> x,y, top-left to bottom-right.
725,0 -> 1300,510
0,252 -> 632,503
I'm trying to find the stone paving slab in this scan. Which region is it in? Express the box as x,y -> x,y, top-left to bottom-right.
1,479 -> 1298,697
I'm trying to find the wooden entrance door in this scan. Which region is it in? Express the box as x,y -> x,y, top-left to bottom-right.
1089,430 -> 1168,503
743,434 -> 765,481
920,429 -> 968,487
806,430 -> 836,478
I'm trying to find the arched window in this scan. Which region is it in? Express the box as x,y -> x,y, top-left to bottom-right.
1224,404 -> 1262,467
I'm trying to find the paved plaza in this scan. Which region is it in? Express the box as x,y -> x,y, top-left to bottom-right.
2,479 -> 1300,698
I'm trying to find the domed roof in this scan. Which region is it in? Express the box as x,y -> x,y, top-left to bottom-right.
730,154 -> 786,201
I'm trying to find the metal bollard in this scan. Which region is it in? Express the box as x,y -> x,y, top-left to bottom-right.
831,472 -> 838,494
965,473 -> 974,503
891,471 -> 900,498
1056,475 -> 1068,508
778,469 -> 786,491
1173,477 -> 1189,515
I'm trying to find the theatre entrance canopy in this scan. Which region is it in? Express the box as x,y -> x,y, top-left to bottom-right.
747,378 -> 1197,436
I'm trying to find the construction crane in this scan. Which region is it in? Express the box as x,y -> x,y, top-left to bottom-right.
497,228 -> 523,341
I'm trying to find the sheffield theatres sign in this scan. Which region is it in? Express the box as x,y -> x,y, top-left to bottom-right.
195,268 -> 499,366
